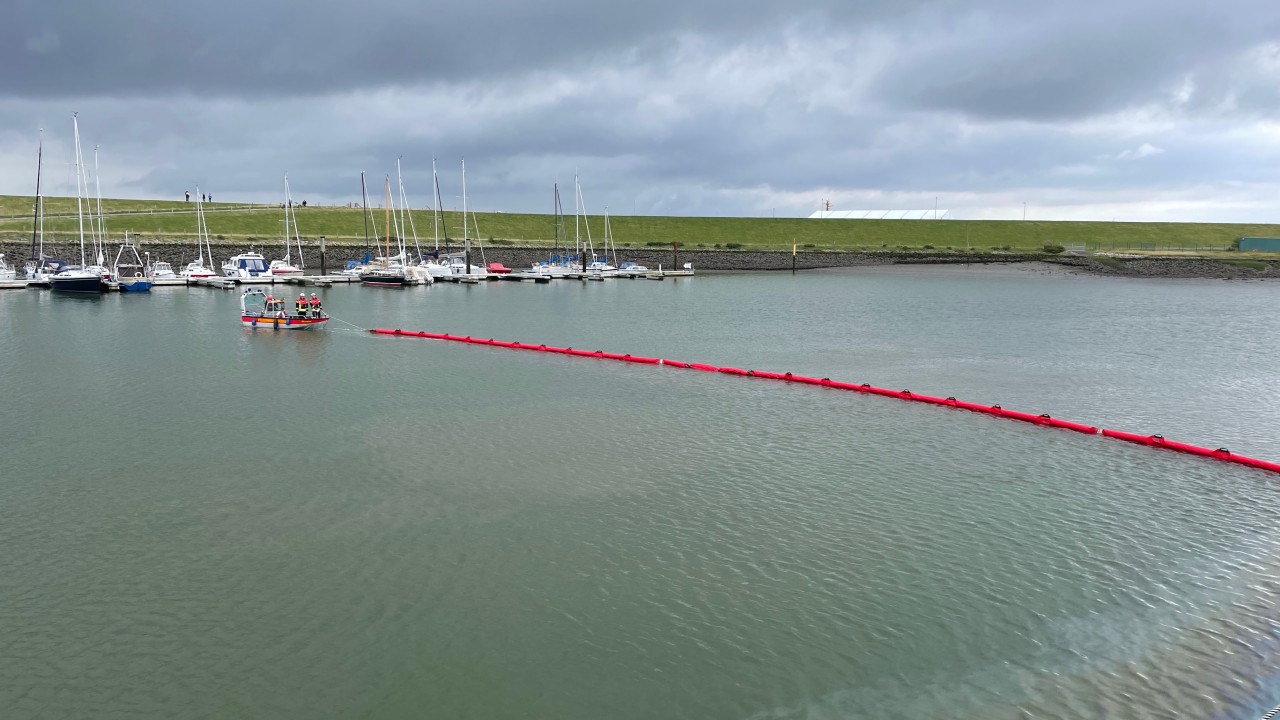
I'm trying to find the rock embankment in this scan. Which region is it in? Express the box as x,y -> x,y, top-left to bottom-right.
2,240 -> 1276,279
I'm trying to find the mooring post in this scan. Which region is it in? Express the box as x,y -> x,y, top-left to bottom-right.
792,239 -> 797,274
319,235 -> 327,276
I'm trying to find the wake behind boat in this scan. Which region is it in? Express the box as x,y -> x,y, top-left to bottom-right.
240,289 -> 328,330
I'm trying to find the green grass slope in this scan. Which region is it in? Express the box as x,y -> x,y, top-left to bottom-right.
2,194 -> 1278,253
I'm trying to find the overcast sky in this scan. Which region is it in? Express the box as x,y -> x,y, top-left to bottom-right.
2,0 -> 1279,221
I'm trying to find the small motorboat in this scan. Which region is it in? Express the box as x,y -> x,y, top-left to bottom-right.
269,259 -> 303,275
486,262 -> 511,274
150,261 -> 178,279
240,288 -> 328,330
113,236 -> 152,292
224,251 -> 272,279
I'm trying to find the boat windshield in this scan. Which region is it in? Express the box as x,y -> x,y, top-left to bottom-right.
239,257 -> 268,272
242,291 -> 267,314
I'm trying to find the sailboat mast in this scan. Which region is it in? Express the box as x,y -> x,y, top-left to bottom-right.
574,174 -> 580,257
384,176 -> 391,260
396,158 -> 422,262
433,159 -> 445,252
360,171 -> 370,258
29,130 -> 42,261
462,159 -> 468,245
93,145 -> 105,265
72,114 -> 86,267
282,174 -> 290,263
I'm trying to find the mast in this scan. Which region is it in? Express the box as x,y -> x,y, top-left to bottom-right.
574,173 -> 580,258
360,171 -> 370,261
29,129 -> 42,261
396,158 -> 422,263
93,145 -> 105,265
282,174 -> 290,264
461,159 -> 468,247
384,175 -> 391,261
286,175 -> 303,268
576,176 -> 593,259
72,114 -> 86,267
433,158 -> 446,252
193,187 -> 210,266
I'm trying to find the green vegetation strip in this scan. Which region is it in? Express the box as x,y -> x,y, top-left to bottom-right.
3,194 -> 1279,254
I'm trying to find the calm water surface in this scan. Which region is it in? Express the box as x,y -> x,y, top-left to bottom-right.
2,266 -> 1279,719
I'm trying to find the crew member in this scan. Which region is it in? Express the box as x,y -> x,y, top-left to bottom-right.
296,293 -> 308,317
309,293 -> 323,317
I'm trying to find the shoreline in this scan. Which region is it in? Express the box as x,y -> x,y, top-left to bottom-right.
3,241 -> 1277,280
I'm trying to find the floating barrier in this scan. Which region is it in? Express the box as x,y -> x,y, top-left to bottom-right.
369,328 -> 1279,476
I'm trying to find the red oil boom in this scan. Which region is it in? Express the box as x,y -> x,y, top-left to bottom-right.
370,328 -> 1280,476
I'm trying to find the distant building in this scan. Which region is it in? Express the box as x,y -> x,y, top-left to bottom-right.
1239,237 -> 1280,252
808,209 -> 950,220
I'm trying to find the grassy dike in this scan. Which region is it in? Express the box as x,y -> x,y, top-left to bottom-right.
2,194 -> 1278,255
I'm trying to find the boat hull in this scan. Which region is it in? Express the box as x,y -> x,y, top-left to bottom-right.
50,276 -> 105,293
359,273 -> 413,287
242,315 -> 328,330
117,279 -> 153,293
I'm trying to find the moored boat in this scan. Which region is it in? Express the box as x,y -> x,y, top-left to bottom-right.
150,261 -> 177,279
113,233 -> 152,292
51,114 -> 106,295
223,250 -> 272,279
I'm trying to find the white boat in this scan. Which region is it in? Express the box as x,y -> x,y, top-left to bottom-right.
223,250 -> 272,279
50,115 -> 106,294
616,261 -> 650,278
269,259 -> 302,275
150,261 -> 177,279
182,190 -> 219,278
0,254 -> 16,282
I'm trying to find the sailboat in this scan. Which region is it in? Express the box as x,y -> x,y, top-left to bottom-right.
50,114 -> 106,294
358,172 -> 411,287
393,159 -> 432,284
420,159 -> 454,279
82,145 -> 113,282
269,175 -> 304,275
23,129 -> 60,283
182,189 -> 219,278
576,179 -> 616,277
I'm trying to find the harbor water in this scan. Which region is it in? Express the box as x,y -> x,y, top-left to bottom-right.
2,266 -> 1279,719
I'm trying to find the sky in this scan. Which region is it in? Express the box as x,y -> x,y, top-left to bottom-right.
2,0 -> 1279,222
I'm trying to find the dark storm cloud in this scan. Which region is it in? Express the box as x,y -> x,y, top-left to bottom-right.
1,0 -> 892,98
871,0 -> 1280,120
2,0 -> 1279,221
